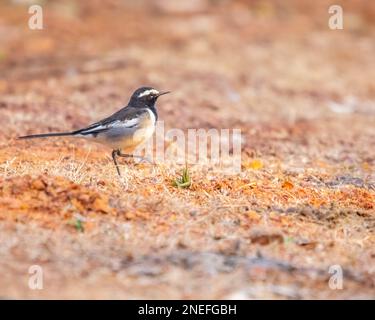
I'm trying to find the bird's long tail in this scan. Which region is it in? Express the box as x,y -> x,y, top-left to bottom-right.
18,132 -> 76,140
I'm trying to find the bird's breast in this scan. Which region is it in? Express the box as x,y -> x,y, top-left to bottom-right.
132,111 -> 155,145
102,108 -> 156,152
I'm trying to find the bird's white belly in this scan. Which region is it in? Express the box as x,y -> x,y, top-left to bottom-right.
118,124 -> 155,151
100,109 -> 156,152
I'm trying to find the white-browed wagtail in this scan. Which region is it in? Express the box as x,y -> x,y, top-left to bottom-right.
19,86 -> 170,176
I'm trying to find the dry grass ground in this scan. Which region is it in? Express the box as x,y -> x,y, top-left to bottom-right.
0,0 -> 374,299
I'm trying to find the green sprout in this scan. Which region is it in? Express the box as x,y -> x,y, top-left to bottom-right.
69,218 -> 84,232
172,165 -> 192,189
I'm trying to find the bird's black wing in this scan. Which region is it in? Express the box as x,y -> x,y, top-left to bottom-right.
18,106 -> 150,140
73,107 -> 148,136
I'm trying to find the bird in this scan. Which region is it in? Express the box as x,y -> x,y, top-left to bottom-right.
18,86 -> 170,177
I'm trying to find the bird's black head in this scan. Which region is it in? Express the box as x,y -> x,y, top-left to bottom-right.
129,86 -> 170,108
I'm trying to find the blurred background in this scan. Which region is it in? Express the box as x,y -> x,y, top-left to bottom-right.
0,0 -> 374,299
1,0 -> 374,126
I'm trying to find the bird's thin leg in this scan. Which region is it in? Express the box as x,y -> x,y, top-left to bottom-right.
116,150 -> 152,164
112,149 -> 122,177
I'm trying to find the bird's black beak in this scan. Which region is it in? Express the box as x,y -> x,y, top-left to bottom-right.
156,91 -> 170,97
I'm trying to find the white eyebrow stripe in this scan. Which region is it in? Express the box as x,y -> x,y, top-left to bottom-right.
138,89 -> 159,98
